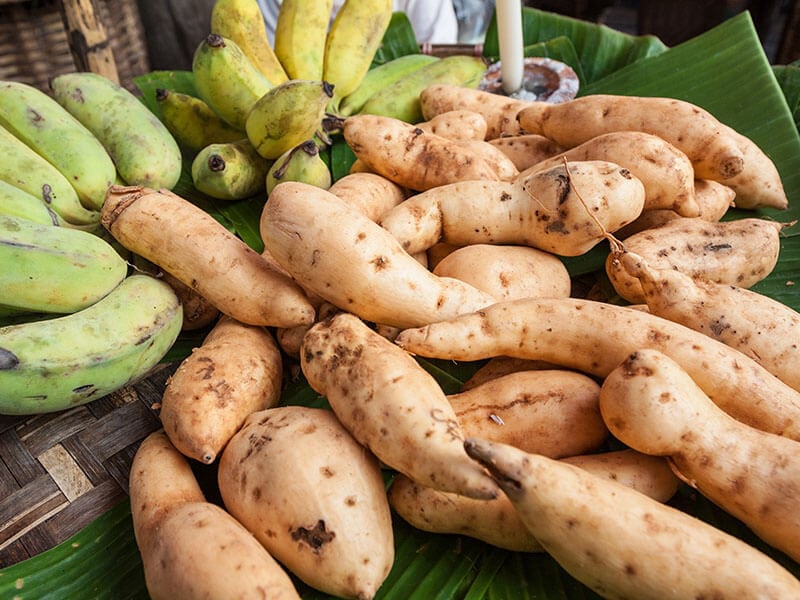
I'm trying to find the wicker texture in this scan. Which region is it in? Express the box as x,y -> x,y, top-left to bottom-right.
0,0 -> 150,93
0,363 -> 174,568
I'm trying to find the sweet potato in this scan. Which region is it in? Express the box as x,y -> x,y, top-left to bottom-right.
218,406 -> 394,600
464,437 -> 800,599
517,94 -> 746,182
394,297 -> 800,440
431,243 -> 571,302
520,131 -> 700,217
129,431 -> 300,600
600,348 -> 800,562
619,251 -> 800,392
379,160 -> 645,257
328,171 -> 409,222
342,114 -> 500,191
260,181 -> 497,329
488,133 -> 564,171
388,449 -> 679,553
447,369 -> 607,458
606,217 -> 783,303
300,312 -> 499,500
416,109 -> 488,141
419,83 -> 528,139
159,315 -> 283,464
101,185 -> 315,328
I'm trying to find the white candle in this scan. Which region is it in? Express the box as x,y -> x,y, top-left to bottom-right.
496,0 -> 524,94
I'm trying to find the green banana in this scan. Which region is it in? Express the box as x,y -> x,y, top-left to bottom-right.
0,80 -> 116,211
338,53 -> 440,116
266,139 -> 332,194
359,55 -> 489,123
0,124 -> 100,226
0,214 -> 128,314
210,0 -> 288,85
246,79 -> 333,160
156,88 -> 244,153
192,33 -> 273,131
273,0 -> 333,80
50,72 -> 182,190
323,0 -> 394,105
0,274 -> 182,415
0,179 -> 61,226
191,138 -> 271,200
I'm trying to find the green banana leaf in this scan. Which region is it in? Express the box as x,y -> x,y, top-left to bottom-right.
5,8 -> 800,600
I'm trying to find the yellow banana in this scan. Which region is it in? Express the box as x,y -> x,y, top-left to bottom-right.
0,80 -> 116,211
156,88 -> 244,153
338,53 -> 440,116
323,0 -> 394,105
266,139 -> 332,194
0,274 -> 182,415
0,179 -> 61,226
0,214 -> 128,314
192,33 -> 273,131
273,0 -> 333,80
246,79 -> 333,160
210,0 -> 288,85
360,55 -> 488,123
191,138 -> 271,200
0,124 -> 100,226
50,72 -> 182,190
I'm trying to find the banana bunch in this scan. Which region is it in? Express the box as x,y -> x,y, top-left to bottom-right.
0,213 -> 183,415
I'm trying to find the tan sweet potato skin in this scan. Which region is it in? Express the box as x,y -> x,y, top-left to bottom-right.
343,114 -> 500,191
447,369 -> 607,458
464,438 -> 800,600
159,315 -> 283,464
129,431 -> 300,600
328,171 -> 409,222
606,217 -> 782,303
260,181 -> 497,329
101,185 -> 315,328
600,349 -> 800,563
431,243 -> 571,302
488,134 -> 564,171
517,94 -> 746,182
416,109 -> 488,141
394,297 -> 800,441
218,406 -> 394,600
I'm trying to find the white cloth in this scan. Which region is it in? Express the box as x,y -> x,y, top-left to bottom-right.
257,0 -> 459,45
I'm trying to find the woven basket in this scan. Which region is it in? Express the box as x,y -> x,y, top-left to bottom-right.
0,0 -> 150,93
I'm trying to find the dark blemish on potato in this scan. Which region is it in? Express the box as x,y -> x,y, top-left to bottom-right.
253,486 -> 262,500
500,191 -> 512,201
619,168 -> 632,180
345,496 -> 357,507
371,255 -> 389,271
566,518 -> 578,529
291,519 -> 335,551
710,318 -> 729,337
321,466 -> 334,478
704,242 -> 732,253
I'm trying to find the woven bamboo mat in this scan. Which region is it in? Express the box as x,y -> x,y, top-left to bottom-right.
0,0 -> 150,93
0,362 -> 177,568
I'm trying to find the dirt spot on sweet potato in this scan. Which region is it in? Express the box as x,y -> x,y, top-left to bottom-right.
291,519 -> 335,551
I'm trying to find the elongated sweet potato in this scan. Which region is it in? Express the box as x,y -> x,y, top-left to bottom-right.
464,437 -> 800,599
394,297 -> 800,440
260,181 -> 497,329
600,348 -> 800,562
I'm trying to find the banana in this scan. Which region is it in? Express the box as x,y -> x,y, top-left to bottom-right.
266,139 -> 332,194
359,55 -> 488,123
0,80 -> 116,212
50,73 -> 182,190
273,0 -> 333,81
0,214 -> 128,314
246,79 -> 333,160
210,0 -> 288,85
192,33 -> 273,131
0,179 -> 61,226
156,88 -> 244,152
191,138 -> 271,200
0,274 -> 182,415
0,124 -> 100,226
323,0 -> 394,106
156,88 -> 244,153
338,53 -> 440,116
